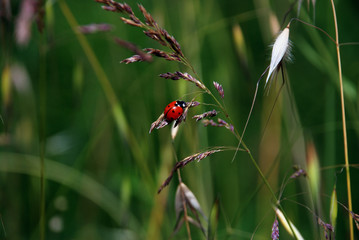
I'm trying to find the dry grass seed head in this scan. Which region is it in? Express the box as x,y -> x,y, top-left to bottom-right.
149,113 -> 168,133
175,183 -> 204,219
157,149 -> 221,193
265,23 -> 291,88
349,211 -> 359,230
137,4 -> 157,27
317,218 -> 334,240
275,208 -> 304,240
271,217 -> 279,240
202,118 -> 234,133
290,166 -> 307,179
173,101 -> 200,127
145,48 -> 181,61
193,109 -> 218,121
159,72 -> 205,89
213,81 -> 224,99
116,38 -> 152,63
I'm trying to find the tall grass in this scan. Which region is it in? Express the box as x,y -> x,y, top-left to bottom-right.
1,0 -> 358,239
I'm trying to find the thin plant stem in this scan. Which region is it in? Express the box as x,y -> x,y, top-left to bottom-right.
181,188 -> 192,240
246,152 -> 298,239
171,140 -> 191,239
0,214 -> 6,239
329,0 -> 353,239
38,31 -> 47,240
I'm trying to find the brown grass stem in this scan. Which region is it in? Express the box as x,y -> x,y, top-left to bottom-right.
329,0 -> 353,239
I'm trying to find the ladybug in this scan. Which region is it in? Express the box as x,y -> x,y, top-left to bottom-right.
164,100 -> 186,122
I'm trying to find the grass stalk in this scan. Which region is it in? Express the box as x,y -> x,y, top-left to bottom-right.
329,0 -> 353,239
38,30 -> 47,240
172,142 -> 192,239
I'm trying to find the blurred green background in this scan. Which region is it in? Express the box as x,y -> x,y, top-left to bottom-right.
1,0 -> 359,239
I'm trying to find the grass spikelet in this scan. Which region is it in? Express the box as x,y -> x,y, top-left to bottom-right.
158,150 -> 221,193
271,217 -> 279,240
192,110 -> 217,121
137,4 -> 157,27
149,113 -> 168,133
144,48 -> 181,61
173,100 -> 200,127
330,185 -> 338,229
213,81 -> 224,99
265,23 -> 291,88
96,0 -> 131,14
275,208 -> 304,240
115,38 -> 152,63
175,183 -> 205,219
317,218 -> 334,240
306,141 -> 321,204
159,28 -> 183,57
171,122 -> 179,140
120,17 -> 142,27
143,30 -> 166,45
173,183 -> 206,238
290,166 -> 307,179
349,211 -> 359,230
202,118 -> 234,133
120,55 -> 144,64
159,72 -> 205,89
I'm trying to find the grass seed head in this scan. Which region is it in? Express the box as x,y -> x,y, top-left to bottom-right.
349,211 -> 359,230
159,72 -> 205,89
330,186 -> 337,229
317,218 -> 334,240
120,17 -> 142,27
290,166 -> 307,179
193,109 -> 218,121
138,4 -> 157,27
145,49 -> 181,61
143,31 -> 167,46
306,141 -> 320,203
116,38 -> 152,63
265,24 -> 291,87
149,113 -> 168,133
159,28 -> 184,57
275,208 -> 304,240
97,0 -> 132,14
271,217 -> 279,240
213,81 -> 224,98
158,150 -> 221,193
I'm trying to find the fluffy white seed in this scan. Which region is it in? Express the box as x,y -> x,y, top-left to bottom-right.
265,24 -> 290,87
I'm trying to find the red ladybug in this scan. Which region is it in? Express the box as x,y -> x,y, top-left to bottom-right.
164,100 -> 186,122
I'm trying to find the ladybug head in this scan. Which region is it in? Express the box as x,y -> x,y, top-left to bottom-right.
176,100 -> 187,109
